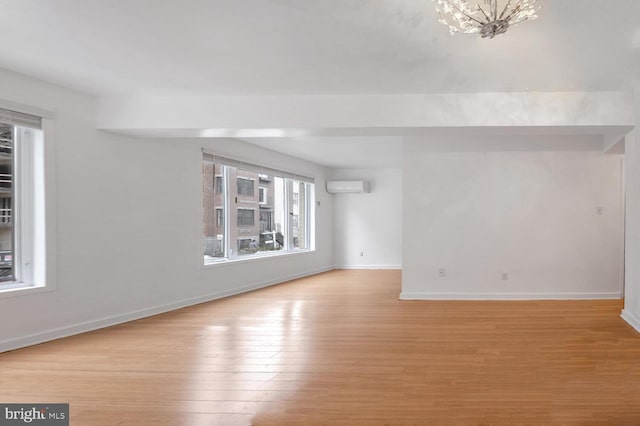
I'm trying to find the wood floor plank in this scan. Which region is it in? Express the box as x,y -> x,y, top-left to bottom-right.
1,270 -> 640,425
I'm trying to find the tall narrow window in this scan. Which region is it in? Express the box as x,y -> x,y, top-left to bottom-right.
202,153 -> 314,264
289,179 -> 309,250
259,187 -> 267,205
203,163 -> 226,259
0,124 -> 14,281
259,210 -> 272,232
0,107 -> 46,292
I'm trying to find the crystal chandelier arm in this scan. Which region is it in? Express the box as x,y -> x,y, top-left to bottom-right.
502,0 -> 535,23
477,5 -> 492,22
504,5 -> 525,22
499,0 -> 514,20
505,14 -> 536,27
443,1 -> 485,25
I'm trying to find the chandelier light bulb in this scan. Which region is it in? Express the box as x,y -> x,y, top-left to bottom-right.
433,0 -> 540,38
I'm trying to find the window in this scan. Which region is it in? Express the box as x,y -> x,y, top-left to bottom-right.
202,153 -> 314,263
237,209 -> 255,226
203,164 -> 225,259
0,124 -> 13,282
260,210 -> 272,232
289,180 -> 309,249
237,178 -> 254,197
259,187 -> 267,205
238,238 -> 251,250
0,108 -> 47,293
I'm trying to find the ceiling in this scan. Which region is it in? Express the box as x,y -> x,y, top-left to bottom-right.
0,0 -> 638,167
1,0 -> 638,96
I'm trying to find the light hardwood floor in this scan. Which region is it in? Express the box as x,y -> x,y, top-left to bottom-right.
1,270 -> 640,425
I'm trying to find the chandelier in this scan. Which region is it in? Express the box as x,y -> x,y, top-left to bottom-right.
433,0 -> 540,39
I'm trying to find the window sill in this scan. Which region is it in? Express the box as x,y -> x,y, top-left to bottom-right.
0,283 -> 52,299
203,248 -> 315,268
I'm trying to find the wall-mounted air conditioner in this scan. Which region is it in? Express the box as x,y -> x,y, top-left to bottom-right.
326,180 -> 370,194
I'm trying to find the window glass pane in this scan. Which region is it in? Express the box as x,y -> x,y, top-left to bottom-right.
237,177 -> 254,197
202,155 -> 313,264
259,186 -> 267,204
234,170 -> 284,255
0,124 -> 14,281
241,173 -> 285,254
291,180 -> 308,250
259,210 -> 271,232
203,163 -> 226,260
271,177 -> 285,251
234,168 -> 257,256
237,209 -> 255,226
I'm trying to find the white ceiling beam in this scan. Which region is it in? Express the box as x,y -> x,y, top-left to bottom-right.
96,91 -> 634,138
603,135 -> 626,154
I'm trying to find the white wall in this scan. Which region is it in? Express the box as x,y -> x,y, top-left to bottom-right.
402,142 -> 625,299
0,69 -> 334,352
330,168 -> 402,269
621,71 -> 640,331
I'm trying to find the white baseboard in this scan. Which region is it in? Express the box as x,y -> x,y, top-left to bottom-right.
621,309 -> 640,334
0,266 -> 334,353
335,265 -> 402,270
399,292 -> 622,301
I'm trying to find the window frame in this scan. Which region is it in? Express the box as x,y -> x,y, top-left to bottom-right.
0,124 -> 15,283
0,104 -> 56,299
285,179 -> 311,251
202,153 -> 315,266
259,186 -> 267,205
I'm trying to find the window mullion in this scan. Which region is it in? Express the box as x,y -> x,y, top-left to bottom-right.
7,125 -> 18,283
20,128 -> 35,285
285,179 -> 292,252
13,126 -> 21,283
223,166 -> 232,259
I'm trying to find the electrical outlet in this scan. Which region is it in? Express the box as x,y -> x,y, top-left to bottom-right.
316,201 -> 321,207
501,272 -> 509,281
596,206 -> 604,215
438,268 -> 446,278
359,251 -> 364,257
